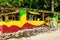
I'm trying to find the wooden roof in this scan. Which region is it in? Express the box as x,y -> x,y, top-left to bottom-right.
0,7 -> 59,15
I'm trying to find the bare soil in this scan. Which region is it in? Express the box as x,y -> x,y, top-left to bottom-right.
6,28 -> 60,40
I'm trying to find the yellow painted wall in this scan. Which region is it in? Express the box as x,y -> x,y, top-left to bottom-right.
54,18 -> 58,27
27,21 -> 44,26
0,13 -> 45,28
20,14 -> 26,27
21,14 -> 45,27
0,21 -> 22,28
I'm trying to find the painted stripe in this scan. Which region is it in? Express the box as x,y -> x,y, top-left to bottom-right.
1,22 -> 40,33
1,25 -> 21,33
1,22 -> 49,33
20,9 -> 27,17
28,11 -> 39,15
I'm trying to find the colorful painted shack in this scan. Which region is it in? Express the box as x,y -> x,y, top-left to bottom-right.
0,9 -> 58,33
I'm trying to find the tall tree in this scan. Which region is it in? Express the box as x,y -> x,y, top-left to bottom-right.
44,0 -> 51,10
51,0 -> 54,12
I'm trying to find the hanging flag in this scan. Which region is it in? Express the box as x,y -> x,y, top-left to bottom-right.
50,12 -> 58,27
54,12 -> 58,20
53,12 -> 58,27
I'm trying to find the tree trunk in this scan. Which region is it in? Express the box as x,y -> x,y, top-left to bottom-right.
51,0 -> 54,12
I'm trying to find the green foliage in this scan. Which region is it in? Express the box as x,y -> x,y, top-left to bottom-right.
0,0 -> 60,11
44,0 -> 51,8
0,0 -> 11,7
12,0 -> 21,7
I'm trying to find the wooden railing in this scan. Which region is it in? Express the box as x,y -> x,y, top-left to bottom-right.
58,20 -> 60,22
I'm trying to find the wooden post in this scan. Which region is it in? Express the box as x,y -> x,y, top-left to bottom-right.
5,14 -> 6,21
35,16 -> 36,21
43,13 -> 44,21
0,15 -> 2,21
5,14 -> 8,21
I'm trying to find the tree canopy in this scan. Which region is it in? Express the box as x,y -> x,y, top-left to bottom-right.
0,0 -> 60,11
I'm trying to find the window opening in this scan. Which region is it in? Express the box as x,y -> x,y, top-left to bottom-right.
6,13 -> 20,21
27,12 -> 43,21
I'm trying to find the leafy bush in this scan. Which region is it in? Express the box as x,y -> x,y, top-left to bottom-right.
0,0 -> 60,11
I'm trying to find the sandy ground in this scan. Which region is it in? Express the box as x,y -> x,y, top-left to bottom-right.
7,28 -> 60,40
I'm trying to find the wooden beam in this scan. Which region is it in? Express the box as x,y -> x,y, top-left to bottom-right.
43,13 -> 44,21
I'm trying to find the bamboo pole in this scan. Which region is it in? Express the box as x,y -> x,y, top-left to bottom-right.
43,13 -> 44,21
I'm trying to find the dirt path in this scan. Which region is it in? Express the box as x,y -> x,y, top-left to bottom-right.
7,28 -> 60,40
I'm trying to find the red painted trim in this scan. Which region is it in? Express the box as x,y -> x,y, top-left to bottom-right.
1,25 -> 21,33
21,23 -> 40,30
1,23 -> 40,33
